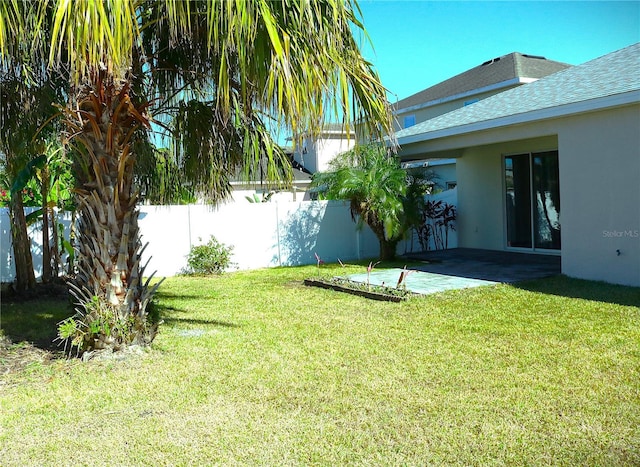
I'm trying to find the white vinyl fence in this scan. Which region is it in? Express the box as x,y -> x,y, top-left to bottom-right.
0,208 -> 74,283
401,188 -> 458,253
0,190 -> 457,282
137,201 -> 381,276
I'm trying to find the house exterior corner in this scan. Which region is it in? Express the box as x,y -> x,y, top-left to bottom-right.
395,44 -> 640,287
557,104 -> 640,287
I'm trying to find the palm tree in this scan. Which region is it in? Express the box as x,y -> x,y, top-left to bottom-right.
313,144 -> 420,261
10,140 -> 74,281
0,5 -> 35,293
0,74 -> 64,291
0,1 -> 393,352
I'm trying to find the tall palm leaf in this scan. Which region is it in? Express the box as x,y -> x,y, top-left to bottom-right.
1,0 -> 394,353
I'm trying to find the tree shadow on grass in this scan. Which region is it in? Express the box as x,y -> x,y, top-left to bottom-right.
154,292 -> 210,301
0,297 -> 72,351
162,317 -> 238,328
155,301 -> 239,329
513,275 -> 640,308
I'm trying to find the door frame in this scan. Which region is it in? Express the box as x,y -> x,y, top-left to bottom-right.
502,150 -> 561,255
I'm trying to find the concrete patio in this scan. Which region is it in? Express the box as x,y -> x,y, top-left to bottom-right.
348,248 -> 561,295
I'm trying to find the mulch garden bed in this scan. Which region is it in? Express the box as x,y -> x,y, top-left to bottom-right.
303,277 -> 416,302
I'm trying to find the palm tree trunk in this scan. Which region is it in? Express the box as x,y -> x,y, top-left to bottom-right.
41,166 -> 52,283
64,71 -> 160,352
50,207 -> 60,278
67,210 -> 77,275
8,191 -> 36,291
379,238 -> 398,261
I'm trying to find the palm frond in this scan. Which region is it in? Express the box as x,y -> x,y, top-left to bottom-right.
49,0 -> 140,83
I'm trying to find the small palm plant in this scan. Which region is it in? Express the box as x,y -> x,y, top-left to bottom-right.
313,144 -> 426,261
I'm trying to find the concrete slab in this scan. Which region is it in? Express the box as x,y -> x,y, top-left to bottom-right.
406,248 -> 561,283
347,249 -> 561,296
348,269 -> 497,295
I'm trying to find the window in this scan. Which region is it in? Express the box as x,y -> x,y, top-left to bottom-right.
403,115 -> 416,128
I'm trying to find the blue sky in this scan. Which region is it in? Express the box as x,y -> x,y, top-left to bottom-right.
357,1 -> 640,101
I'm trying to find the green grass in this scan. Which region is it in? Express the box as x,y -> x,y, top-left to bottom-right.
0,298 -> 70,349
1,264 -> 639,466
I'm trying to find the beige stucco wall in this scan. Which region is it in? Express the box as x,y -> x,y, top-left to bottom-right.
394,86 -> 520,131
398,102 -> 640,287
429,163 -> 457,189
293,134 -> 355,173
557,105 -> 640,286
456,136 -> 558,251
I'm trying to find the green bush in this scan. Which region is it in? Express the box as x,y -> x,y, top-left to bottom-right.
57,294 -> 151,356
183,236 -> 234,275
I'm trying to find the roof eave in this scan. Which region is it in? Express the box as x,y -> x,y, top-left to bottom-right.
395,77 -> 537,114
230,179 -> 312,187
398,90 -> 640,147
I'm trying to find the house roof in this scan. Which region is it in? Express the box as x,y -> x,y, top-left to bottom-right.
394,52 -> 571,111
291,168 -> 312,183
320,123 -> 354,133
230,167 -> 311,187
229,151 -> 312,186
396,43 -> 640,145
292,123 -> 356,139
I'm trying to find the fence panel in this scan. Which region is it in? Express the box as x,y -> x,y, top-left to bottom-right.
0,208 -> 73,282
399,188 -> 458,253
0,190 -> 456,281
1,201 -> 381,280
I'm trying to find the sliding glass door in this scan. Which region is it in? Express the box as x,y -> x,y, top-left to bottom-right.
505,151 -> 560,251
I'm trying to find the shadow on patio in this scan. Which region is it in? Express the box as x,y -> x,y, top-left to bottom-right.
399,248 -> 639,306
403,248 -> 561,283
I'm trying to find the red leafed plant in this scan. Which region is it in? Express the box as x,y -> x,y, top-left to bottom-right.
396,266 -> 415,290
367,261 -> 381,291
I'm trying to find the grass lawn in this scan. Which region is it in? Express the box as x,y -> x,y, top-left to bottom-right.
1,264 -> 639,466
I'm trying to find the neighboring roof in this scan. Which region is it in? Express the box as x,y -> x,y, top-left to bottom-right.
230,152 -> 312,185
230,167 -> 311,186
321,123 -> 354,133
293,123 -> 356,139
292,168 -> 312,182
396,43 -> 640,145
394,52 -> 571,111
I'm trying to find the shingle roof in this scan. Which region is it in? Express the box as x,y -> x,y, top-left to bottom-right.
320,123 -> 352,133
230,167 -> 311,185
292,123 -> 355,139
396,43 -> 640,142
394,52 -> 571,110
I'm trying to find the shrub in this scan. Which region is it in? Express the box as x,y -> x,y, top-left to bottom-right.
56,293 -> 160,356
183,236 -> 234,275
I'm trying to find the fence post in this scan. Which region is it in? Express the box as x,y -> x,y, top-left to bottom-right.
275,202 -> 282,266
187,204 -> 193,250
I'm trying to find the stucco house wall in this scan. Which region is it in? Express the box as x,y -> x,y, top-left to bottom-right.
456,135 -> 558,251
438,104 -> 639,287
557,105 -> 640,286
395,87 -> 522,132
294,132 -> 355,174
